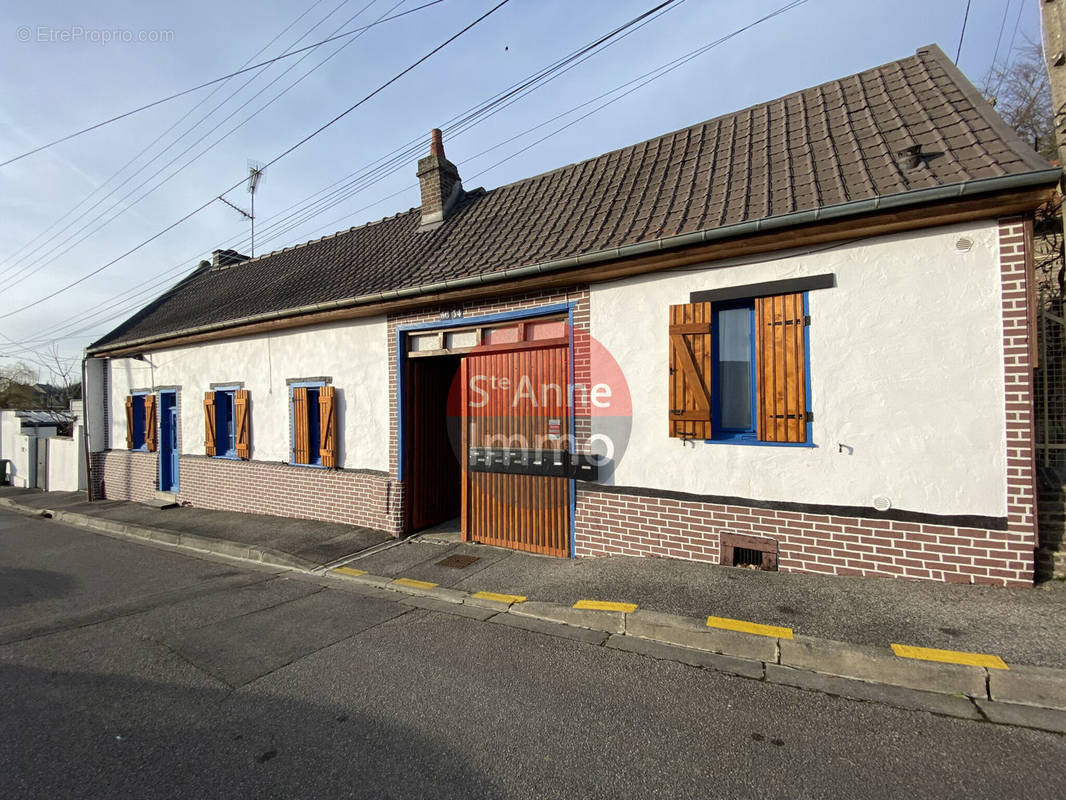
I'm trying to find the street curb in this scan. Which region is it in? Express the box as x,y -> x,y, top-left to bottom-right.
324,575 -> 1066,734
8,494 -> 1066,734
0,496 -> 316,571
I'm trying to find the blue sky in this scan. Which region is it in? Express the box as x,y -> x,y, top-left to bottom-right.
0,0 -> 1044,376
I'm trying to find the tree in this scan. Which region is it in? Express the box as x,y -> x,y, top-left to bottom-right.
0,361 -> 40,409
41,344 -> 80,406
985,41 -> 1057,162
985,41 -> 1063,299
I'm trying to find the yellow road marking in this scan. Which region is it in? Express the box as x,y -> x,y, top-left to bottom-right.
891,643 -> 1008,670
393,577 -> 438,590
573,600 -> 638,613
706,615 -> 794,640
472,591 -> 527,604
332,566 -> 367,577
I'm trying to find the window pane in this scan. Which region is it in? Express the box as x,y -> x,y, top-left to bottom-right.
132,395 -> 145,448
225,394 -> 235,451
307,388 -> 321,465
215,391 -> 235,455
718,306 -> 752,430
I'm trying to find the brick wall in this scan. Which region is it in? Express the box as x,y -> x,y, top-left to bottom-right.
94,449 -> 397,532
574,490 -> 1032,586
573,216 -> 1039,587
92,450 -> 157,504
999,216 -> 1039,555
176,456 -> 395,531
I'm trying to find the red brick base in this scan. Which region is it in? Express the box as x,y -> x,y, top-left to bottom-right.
574,488 -> 1034,587
93,450 -> 398,533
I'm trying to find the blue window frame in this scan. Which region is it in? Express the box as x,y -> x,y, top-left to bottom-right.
706,293 -> 814,447
290,381 -> 326,467
129,393 -> 148,450
711,300 -> 757,441
213,388 -> 237,458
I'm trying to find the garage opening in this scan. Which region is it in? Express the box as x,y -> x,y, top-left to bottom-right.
401,314 -> 572,556
404,353 -> 462,532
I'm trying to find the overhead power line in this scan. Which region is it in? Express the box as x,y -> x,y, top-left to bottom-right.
988,1 -> 1012,81
13,0 -> 684,347
0,0 -> 334,280
1,0 -> 401,295
955,0 -> 972,65
11,0 -> 812,347
0,0 -> 512,323
0,0 -> 445,169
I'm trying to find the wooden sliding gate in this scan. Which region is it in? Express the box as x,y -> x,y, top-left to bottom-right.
461,337 -> 570,557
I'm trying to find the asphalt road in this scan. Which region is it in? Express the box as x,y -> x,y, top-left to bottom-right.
1,509 -> 1064,799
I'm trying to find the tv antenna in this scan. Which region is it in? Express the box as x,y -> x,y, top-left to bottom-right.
217,160 -> 266,256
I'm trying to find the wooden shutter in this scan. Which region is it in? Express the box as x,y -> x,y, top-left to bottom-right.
124,396 -> 135,449
669,302 -> 713,439
234,389 -> 251,459
292,387 -> 309,464
319,385 -> 337,468
144,394 -> 158,452
203,392 -> 217,456
755,293 -> 808,443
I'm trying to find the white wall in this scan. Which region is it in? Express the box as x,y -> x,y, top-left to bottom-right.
590,221 -> 1008,518
0,414 -> 58,488
46,425 -> 85,492
106,316 -> 390,470
0,411 -> 25,485
84,358 -> 107,453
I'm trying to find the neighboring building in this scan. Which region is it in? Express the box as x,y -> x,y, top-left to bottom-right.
84,45 -> 1060,586
0,407 -> 79,489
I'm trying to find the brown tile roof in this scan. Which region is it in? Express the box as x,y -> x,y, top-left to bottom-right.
90,44 -> 1056,352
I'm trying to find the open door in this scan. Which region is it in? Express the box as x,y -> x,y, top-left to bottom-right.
404,355 -> 463,531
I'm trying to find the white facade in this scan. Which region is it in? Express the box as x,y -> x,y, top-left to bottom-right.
106,316 -> 390,471
101,220 -> 1009,520
589,220 -> 1007,518
46,427 -> 86,492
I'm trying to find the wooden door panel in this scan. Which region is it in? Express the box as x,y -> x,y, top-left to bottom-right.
462,343 -> 570,557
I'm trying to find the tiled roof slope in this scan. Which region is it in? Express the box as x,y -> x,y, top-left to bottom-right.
91,44 -> 1054,351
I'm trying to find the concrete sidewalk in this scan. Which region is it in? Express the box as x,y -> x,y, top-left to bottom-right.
4,487 -> 1066,731
2,486 -> 1063,667
0,487 -> 390,570
344,519 -> 1066,669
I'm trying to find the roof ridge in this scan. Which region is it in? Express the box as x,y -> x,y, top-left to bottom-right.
88,43 -> 1060,354
210,207 -> 421,272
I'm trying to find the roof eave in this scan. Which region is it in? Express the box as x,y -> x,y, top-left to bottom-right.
87,168 -> 1061,357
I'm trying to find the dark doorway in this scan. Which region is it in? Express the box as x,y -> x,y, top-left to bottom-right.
405,354 -> 462,532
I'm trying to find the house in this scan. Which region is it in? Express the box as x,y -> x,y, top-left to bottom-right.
83,44 -> 1060,586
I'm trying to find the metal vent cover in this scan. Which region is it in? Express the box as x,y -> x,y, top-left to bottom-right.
720,532 -> 778,571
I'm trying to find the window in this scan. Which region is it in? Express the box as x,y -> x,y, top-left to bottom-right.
669,292 -> 811,445
124,392 -> 156,451
714,301 -> 756,438
291,383 -> 337,468
216,390 -> 236,456
203,387 -> 250,458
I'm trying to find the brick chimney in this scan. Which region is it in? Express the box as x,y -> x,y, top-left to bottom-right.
416,128 -> 463,232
